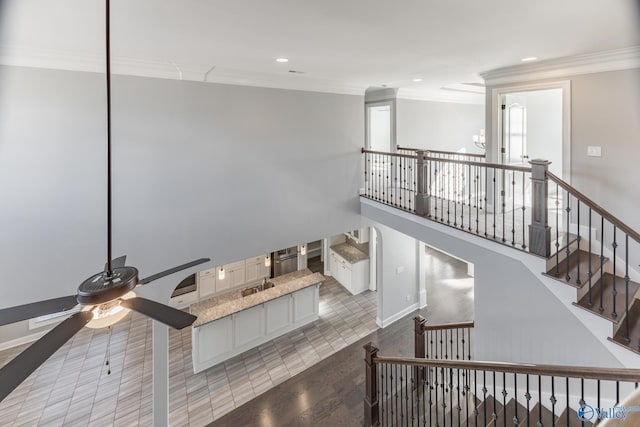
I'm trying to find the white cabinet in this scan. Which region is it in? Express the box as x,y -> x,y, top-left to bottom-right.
216,260 -> 245,294
330,249 -> 370,295
198,268 -> 217,299
228,264 -> 246,288
169,290 -> 199,309
245,256 -> 270,284
192,284 -> 321,373
234,305 -> 264,347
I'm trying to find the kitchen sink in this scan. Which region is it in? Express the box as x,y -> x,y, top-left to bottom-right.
241,287 -> 260,297
241,282 -> 276,297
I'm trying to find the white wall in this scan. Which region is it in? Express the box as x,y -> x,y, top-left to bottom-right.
396,99 -> 485,153
362,199 -> 630,368
485,68 -> 640,231
0,65 -> 363,327
367,222 -> 419,327
520,89 -> 563,176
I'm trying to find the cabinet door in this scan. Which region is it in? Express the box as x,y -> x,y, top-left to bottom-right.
196,316 -> 233,362
293,286 -> 317,323
198,268 -> 216,299
266,295 -> 291,334
234,305 -> 265,348
245,261 -> 260,284
229,266 -> 246,288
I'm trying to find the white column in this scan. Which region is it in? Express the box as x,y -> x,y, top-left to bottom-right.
152,321 -> 169,427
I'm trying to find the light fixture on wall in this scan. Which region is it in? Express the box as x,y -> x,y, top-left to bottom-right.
299,244 -> 306,256
473,129 -> 486,150
265,255 -> 271,267
218,266 -> 225,280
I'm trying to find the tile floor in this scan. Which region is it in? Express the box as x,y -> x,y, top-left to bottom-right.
0,274 -> 378,426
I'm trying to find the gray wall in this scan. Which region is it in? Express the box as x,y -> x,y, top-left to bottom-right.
486,68 -> 640,231
396,99 -> 485,153
0,65 -> 364,321
362,200 -> 622,367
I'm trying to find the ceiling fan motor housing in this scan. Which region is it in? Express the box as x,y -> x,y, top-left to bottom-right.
77,266 -> 139,305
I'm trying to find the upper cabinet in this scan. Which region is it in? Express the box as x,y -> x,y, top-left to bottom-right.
200,256 -> 271,301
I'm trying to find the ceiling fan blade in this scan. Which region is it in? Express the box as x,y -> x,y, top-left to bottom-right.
138,258 -> 210,285
104,255 -> 127,271
0,295 -> 79,327
0,310 -> 92,403
120,297 -> 196,330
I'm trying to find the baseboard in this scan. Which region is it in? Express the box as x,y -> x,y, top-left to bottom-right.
378,302 -> 419,328
0,329 -> 51,352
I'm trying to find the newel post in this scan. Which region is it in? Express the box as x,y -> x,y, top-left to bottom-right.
363,343 -> 380,427
414,315 -> 427,388
528,159 -> 552,257
415,151 -> 430,216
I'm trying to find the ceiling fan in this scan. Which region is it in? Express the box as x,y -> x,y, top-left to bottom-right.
0,0 -> 210,403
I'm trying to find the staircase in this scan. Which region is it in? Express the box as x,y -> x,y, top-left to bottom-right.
361,147 -> 640,357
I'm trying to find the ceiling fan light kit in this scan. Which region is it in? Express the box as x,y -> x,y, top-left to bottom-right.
0,0 -> 210,403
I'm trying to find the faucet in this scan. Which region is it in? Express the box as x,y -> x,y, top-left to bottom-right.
260,277 -> 267,291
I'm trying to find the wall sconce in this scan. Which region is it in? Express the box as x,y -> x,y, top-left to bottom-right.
265,255 -> 271,267
299,244 -> 306,256
473,129 -> 486,150
218,266 -> 225,280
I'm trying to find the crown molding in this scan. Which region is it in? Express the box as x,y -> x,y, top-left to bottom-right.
397,87 -> 485,105
0,45 -> 367,96
481,46 -> 640,86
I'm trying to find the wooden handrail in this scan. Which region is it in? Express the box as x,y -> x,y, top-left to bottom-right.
423,320 -> 474,331
361,148 -> 531,173
361,148 -> 417,159
398,145 -> 486,158
547,171 -> 640,245
373,355 -> 640,383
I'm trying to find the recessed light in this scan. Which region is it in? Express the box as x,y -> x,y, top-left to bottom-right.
276,58 -> 289,63
413,78 -> 423,82
521,57 -> 538,62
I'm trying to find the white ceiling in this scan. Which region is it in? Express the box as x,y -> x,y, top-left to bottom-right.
1,0 -> 639,103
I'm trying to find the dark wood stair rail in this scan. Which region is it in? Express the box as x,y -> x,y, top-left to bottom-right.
397,145 -> 487,159
364,342 -> 640,427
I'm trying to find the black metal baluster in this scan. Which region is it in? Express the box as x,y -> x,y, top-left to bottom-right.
555,183 -> 560,276
580,378 -> 585,427
391,157 -> 396,207
525,374 -> 531,427
625,234 -> 631,343
511,174 -> 516,246
599,217 -> 605,312
550,376 -> 556,424
484,167 -> 488,237
483,371 -> 488,427
454,163 -> 458,227
447,162 -> 451,224
565,193 -> 571,281
502,372 -> 507,427
565,377 -> 570,427
616,381 -> 620,406
612,226 -> 618,319
441,161 -> 445,222
538,375 -> 542,426
476,166 -> 480,234
493,371 -> 497,423
435,366 -> 440,427
576,200 -> 582,285
514,373 -> 519,427
468,164 -> 472,231
493,168 -> 497,239
588,208 -> 593,307
450,368 -> 454,427
522,171 -> 526,249
502,170 -> 506,243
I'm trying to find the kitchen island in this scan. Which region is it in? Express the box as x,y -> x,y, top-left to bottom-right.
190,269 -> 325,373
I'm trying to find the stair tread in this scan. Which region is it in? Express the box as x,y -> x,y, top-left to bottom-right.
544,250 -> 605,288
487,398 -> 527,427
518,402 -> 555,427
466,395 -> 504,427
575,273 -> 640,323
611,299 -> 640,353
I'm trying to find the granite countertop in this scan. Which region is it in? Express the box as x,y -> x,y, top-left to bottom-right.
330,243 -> 369,263
190,269 -> 325,327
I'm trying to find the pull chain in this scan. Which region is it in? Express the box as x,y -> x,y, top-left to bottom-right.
104,325 -> 112,375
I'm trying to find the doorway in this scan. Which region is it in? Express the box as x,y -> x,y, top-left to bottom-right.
491,81 -> 570,180
365,102 -> 395,152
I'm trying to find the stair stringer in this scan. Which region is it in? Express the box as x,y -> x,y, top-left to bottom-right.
361,198 -> 640,368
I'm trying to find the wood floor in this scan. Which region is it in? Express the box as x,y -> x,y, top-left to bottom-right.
210,250 -> 473,427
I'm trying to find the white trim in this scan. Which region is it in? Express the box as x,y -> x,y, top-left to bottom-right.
0,329 -> 51,352
377,302 -> 419,328
490,80 -> 571,182
481,46 -> 640,86
0,45 -> 366,96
